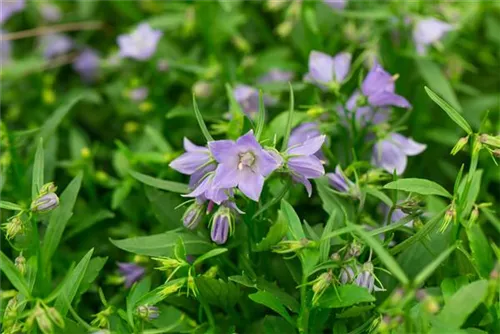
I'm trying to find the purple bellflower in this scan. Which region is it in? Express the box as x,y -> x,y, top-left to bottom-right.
288,122 -> 326,163
73,48 -> 100,82
117,23 -> 162,61
413,18 -> 453,55
117,262 -> 145,288
258,68 -> 294,83
327,165 -> 359,197
323,0 -> 347,10
340,262 -> 384,293
233,84 -> 277,118
209,131 -> 280,202
40,3 -> 61,22
210,205 -> 234,245
360,64 -> 411,109
128,87 -> 149,102
169,138 -> 216,187
1,30 -> 11,65
0,0 -> 25,24
343,91 -> 390,126
304,50 -> 351,89
40,34 -> 72,59
372,133 -> 426,175
182,199 -> 205,230
137,305 -> 160,321
286,135 -> 326,196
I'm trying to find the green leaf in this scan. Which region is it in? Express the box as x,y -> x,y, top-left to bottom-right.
424,86 -> 473,135
254,212 -> 288,252
0,201 -> 23,211
195,276 -> 241,310
414,244 -> 457,286
192,94 -> 214,142
466,224 -> 494,278
76,256 -> 107,300
144,186 -> 183,230
317,285 -> 375,308
42,172 -> 83,264
363,187 -> 393,206
148,305 -> 197,333
36,93 -> 95,144
54,248 -> 94,316
249,291 -> 295,326
383,178 -> 452,198
280,83 -> 294,151
281,200 -> 305,240
144,126 -> 173,153
417,60 -> 462,113
0,251 -> 30,297
434,280 -> 488,328
255,316 -> 296,334
193,248 -> 228,265
224,83 -> 245,139
129,170 -> 188,194
32,138 -> 44,199
440,276 -> 469,304
263,111 -> 307,143
127,276 -> 151,328
110,231 -> 213,257
350,224 -> 409,285
255,90 -> 266,141
65,210 -> 115,239
319,211 -> 336,262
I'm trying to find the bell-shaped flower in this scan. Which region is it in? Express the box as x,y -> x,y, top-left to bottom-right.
371,133 -> 426,175
73,48 -> 100,83
209,131 -> 280,201
304,50 -> 351,90
117,23 -> 162,61
360,64 -> 411,109
40,34 -> 73,59
327,165 -> 359,198
288,122 -> 326,163
413,18 -> 453,55
233,84 -> 277,118
117,262 -> 145,288
258,68 -> 294,83
286,135 -> 326,196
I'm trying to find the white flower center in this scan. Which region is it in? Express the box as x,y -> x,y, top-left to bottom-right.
238,152 -> 255,170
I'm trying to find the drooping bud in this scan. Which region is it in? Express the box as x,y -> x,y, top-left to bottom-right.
440,204 -> 456,232
46,307 -> 64,328
136,305 -> 160,321
479,134 -> 500,148
210,206 -> 234,245
273,238 -> 317,255
34,305 -> 53,334
15,254 -> 26,275
493,149 -> 500,158
311,271 -> 333,305
2,215 -> 24,239
450,136 -> 469,155
31,193 -> 59,213
345,241 -> 362,259
468,206 -> 479,227
153,257 -> 186,271
39,182 -> 57,195
182,201 -> 205,230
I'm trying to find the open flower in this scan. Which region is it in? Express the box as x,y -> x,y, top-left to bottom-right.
288,122 -> 326,162
372,133 -> 426,175
413,18 -> 453,55
286,135 -> 326,196
258,68 -> 294,83
170,138 -> 213,177
209,131 -> 279,201
304,50 -> 351,89
117,262 -> 145,288
73,48 -> 100,82
117,23 -> 162,61
343,91 -> 390,126
40,34 -> 73,59
327,165 -> 359,197
360,64 -> 411,109
0,0 -> 25,24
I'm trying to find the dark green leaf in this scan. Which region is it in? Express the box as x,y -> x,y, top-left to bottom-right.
144,186 -> 183,230
466,225 -> 494,278
249,291 -> 295,326
254,212 -> 288,252
0,251 -> 30,297
317,285 -> 375,308
129,170 -> 188,194
0,201 -> 23,211
414,244 -> 457,286
383,178 -> 452,198
280,83 -> 294,151
281,199 -> 305,240
193,248 -> 228,265
32,138 -> 44,199
255,90 -> 266,140
195,276 -> 241,310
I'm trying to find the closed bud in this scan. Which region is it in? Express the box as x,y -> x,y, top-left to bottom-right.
306,106 -> 326,118
15,254 -> 26,275
31,192 -> 59,213
346,241 -> 362,259
440,205 -> 456,232
159,278 -> 185,297
124,121 -> 139,134
232,35 -> 251,53
210,206 -> 234,245
451,136 -> 469,155
468,207 -> 479,226
423,296 -> 440,314
46,307 -> 64,328
330,252 -> 341,262
492,149 -> 500,158
136,305 -> 160,321
187,275 -> 197,296
39,182 -> 57,195
203,265 -> 218,278
479,134 -> 500,148
273,238 -> 315,254
490,262 -> 499,280
276,20 -> 293,38
153,257 -> 185,271
472,136 -> 483,155
2,215 -> 24,239
312,271 -> 333,294
183,201 -> 205,230
35,306 -> 53,334
95,170 -> 109,182
389,288 -> 404,305
193,81 -> 213,99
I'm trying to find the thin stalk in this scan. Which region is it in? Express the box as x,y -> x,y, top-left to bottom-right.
2,21 -> 103,41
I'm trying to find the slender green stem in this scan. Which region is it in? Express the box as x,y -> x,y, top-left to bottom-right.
298,271 -> 309,334
200,296 -> 215,332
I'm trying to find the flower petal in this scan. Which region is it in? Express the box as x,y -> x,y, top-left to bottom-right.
184,137 -> 207,152
208,140 -> 238,165
169,152 -> 210,175
236,130 -> 260,152
372,140 -> 407,175
390,133 -> 426,156
288,155 -> 325,179
368,91 -> 411,109
292,174 -> 313,197
308,50 -> 334,84
332,52 -> 352,83
213,164 -> 239,189
238,169 -> 264,201
257,149 -> 280,177
288,135 -> 326,155
361,64 -> 394,96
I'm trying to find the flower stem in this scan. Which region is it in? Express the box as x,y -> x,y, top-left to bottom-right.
298,271 -> 309,334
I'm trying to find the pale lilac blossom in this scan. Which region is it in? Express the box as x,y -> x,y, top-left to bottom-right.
304,51 -> 351,89
323,0 -> 347,10
117,23 -> 162,61
73,48 -> 100,82
258,68 -> 294,83
209,131 -> 280,201
360,64 -> 411,109
117,262 -> 145,288
372,133 -> 426,175
286,135 -> 326,196
40,3 -> 61,22
288,122 -> 326,162
233,84 -> 276,118
40,34 -> 73,59
0,0 -> 25,24
413,18 -> 453,55
327,165 -> 357,196
128,87 -> 148,102
0,30 -> 11,65
340,262 -> 384,293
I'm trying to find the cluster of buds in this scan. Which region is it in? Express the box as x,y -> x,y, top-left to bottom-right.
272,238 -> 318,256
25,302 -> 64,334
2,214 -> 25,240
91,306 -> 114,329
15,254 -> 26,275
31,182 -> 59,213
153,256 -> 188,282
136,305 -> 160,321
397,196 -> 425,216
479,134 -> 500,153
3,295 -> 20,333
311,270 -> 334,305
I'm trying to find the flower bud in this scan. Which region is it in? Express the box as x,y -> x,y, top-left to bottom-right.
187,275 -> 197,296
479,134 -> 500,148
490,262 -> 499,280
440,205 -> 456,232
423,296 -> 440,314
273,238 -> 315,254
15,254 -> 26,276
210,206 -> 234,245
2,215 -> 24,239
493,149 -> 500,158
46,307 -> 64,328
193,81 -> 213,99
232,35 -> 251,53
203,265 -> 218,278
389,288 -> 404,305
345,241 -> 362,259
183,201 -> 205,230
31,192 -> 59,213
136,305 -> 160,321
34,306 -> 53,334
153,257 -> 185,271
276,20 -> 293,38
311,271 -> 333,304
39,182 -> 57,195
450,136 -> 469,155
468,206 -> 479,226
159,278 -> 185,297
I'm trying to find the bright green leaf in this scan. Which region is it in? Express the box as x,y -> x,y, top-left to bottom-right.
383,178 -> 452,198
129,170 -> 188,194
